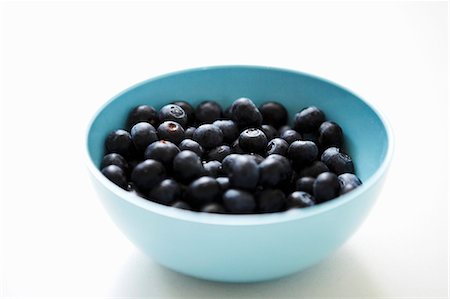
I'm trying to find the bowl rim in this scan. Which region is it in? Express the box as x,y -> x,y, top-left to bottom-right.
85,65 -> 394,226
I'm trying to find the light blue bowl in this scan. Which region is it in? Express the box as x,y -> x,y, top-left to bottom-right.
86,66 -> 393,282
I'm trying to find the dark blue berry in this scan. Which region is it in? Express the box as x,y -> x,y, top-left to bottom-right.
203,160 -> 222,178
213,120 -> 239,144
258,155 -> 292,187
158,104 -> 188,127
157,121 -> 185,144
340,184 -> 358,195
221,154 -> 240,174
193,124 -> 223,149
172,101 -> 195,125
148,179 -> 181,205
228,155 -> 259,190
259,102 -> 288,128
318,121 -> 343,149
144,140 -> 180,169
171,201 -> 192,210
201,203 -> 226,213
298,160 -> 329,177
184,127 -> 196,139
130,122 -> 158,152
223,189 -> 256,214
280,129 -> 302,144
101,153 -> 128,172
216,177 -> 230,190
296,177 -> 315,194
278,125 -> 292,135
238,128 -> 268,154
288,191 -> 316,208
105,129 -> 133,157
126,105 -> 159,129
230,98 -> 262,128
173,150 -> 204,183
313,172 -> 340,203
338,173 -> 362,189
101,165 -> 128,190
186,176 -> 221,207
293,106 -> 325,133
195,100 -> 223,124
266,138 -> 289,156
207,145 -> 231,162
321,147 -> 354,175
231,139 -> 245,154
288,140 -> 318,166
261,124 -> 278,141
257,189 -> 286,213
179,139 -> 204,157
131,159 -> 166,192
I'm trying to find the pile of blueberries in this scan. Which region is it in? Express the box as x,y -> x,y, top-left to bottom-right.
100,98 -> 362,214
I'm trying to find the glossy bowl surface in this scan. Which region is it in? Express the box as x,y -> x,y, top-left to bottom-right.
86,66 -> 393,282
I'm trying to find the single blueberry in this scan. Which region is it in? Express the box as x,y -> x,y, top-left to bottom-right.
158,104 -> 188,127
221,154 -> 241,174
101,153 -> 128,172
321,147 -> 354,175
295,177 -> 315,194
257,189 -> 286,213
266,138 -> 289,156
287,191 -> 316,208
258,155 -> 292,187
261,124 -> 278,141
195,100 -> 223,124
340,184 -> 358,195
213,120 -> 239,144
157,121 -> 185,144
148,179 -> 181,205
172,101 -> 195,125
193,124 -> 224,149
101,165 -> 128,190
184,126 -> 196,139
288,140 -> 318,167
280,129 -> 302,144
173,150 -> 204,183
179,139 -> 204,157
186,176 -> 221,207
259,102 -> 288,128
338,173 -> 362,189
207,145 -> 232,162
126,105 -> 159,129
293,106 -> 325,133
105,129 -> 133,157
144,140 -> 180,169
203,160 -> 222,178
318,121 -> 343,149
216,177 -> 230,190
223,189 -> 256,214
313,172 -> 340,203
230,97 -> 262,128
238,128 -> 268,154
297,160 -> 329,177
228,155 -> 259,190
130,159 -> 166,192
130,122 -> 158,152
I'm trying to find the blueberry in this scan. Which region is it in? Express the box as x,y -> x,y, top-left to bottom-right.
228,155 -> 259,190
231,139 -> 245,154
278,125 -> 292,135
207,145 -> 231,162
258,155 -> 292,187
203,160 -> 222,178
148,179 -> 181,205
295,177 -> 315,194
266,138 -> 289,156
126,105 -> 159,129
186,176 -> 221,207
158,104 -> 188,127
173,150 -> 204,183
340,184 -> 358,195
216,177 -> 230,190
201,203 -> 226,213
130,122 -> 158,152
131,159 -> 166,192
171,200 -> 192,210
221,154 -> 241,174
223,189 -> 256,214
195,100 -> 223,124
230,98 -> 262,128
287,191 -> 316,208
318,121 -> 343,149
293,106 -> 325,133
144,140 -> 180,169
280,129 -> 302,144
288,140 -> 318,166
105,129 -> 133,157
245,153 -> 265,165
179,139 -> 204,157
213,120 -> 239,144
238,128 -> 268,153
313,172 -> 340,203
157,121 -> 185,144
321,147 -> 354,175
338,173 -> 362,189
259,102 -> 288,128
193,124 -> 223,149
261,124 -> 278,141
101,153 -> 128,172
184,127 -> 196,139
257,189 -> 286,213
298,161 -> 329,177
172,101 -> 195,125
101,165 -> 128,190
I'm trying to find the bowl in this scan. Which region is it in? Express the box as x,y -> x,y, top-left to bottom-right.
86,65 -> 393,282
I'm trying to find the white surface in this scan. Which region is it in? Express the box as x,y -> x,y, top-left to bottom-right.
0,1 -> 448,298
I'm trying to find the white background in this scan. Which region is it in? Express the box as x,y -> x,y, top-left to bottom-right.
0,1 -> 448,298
